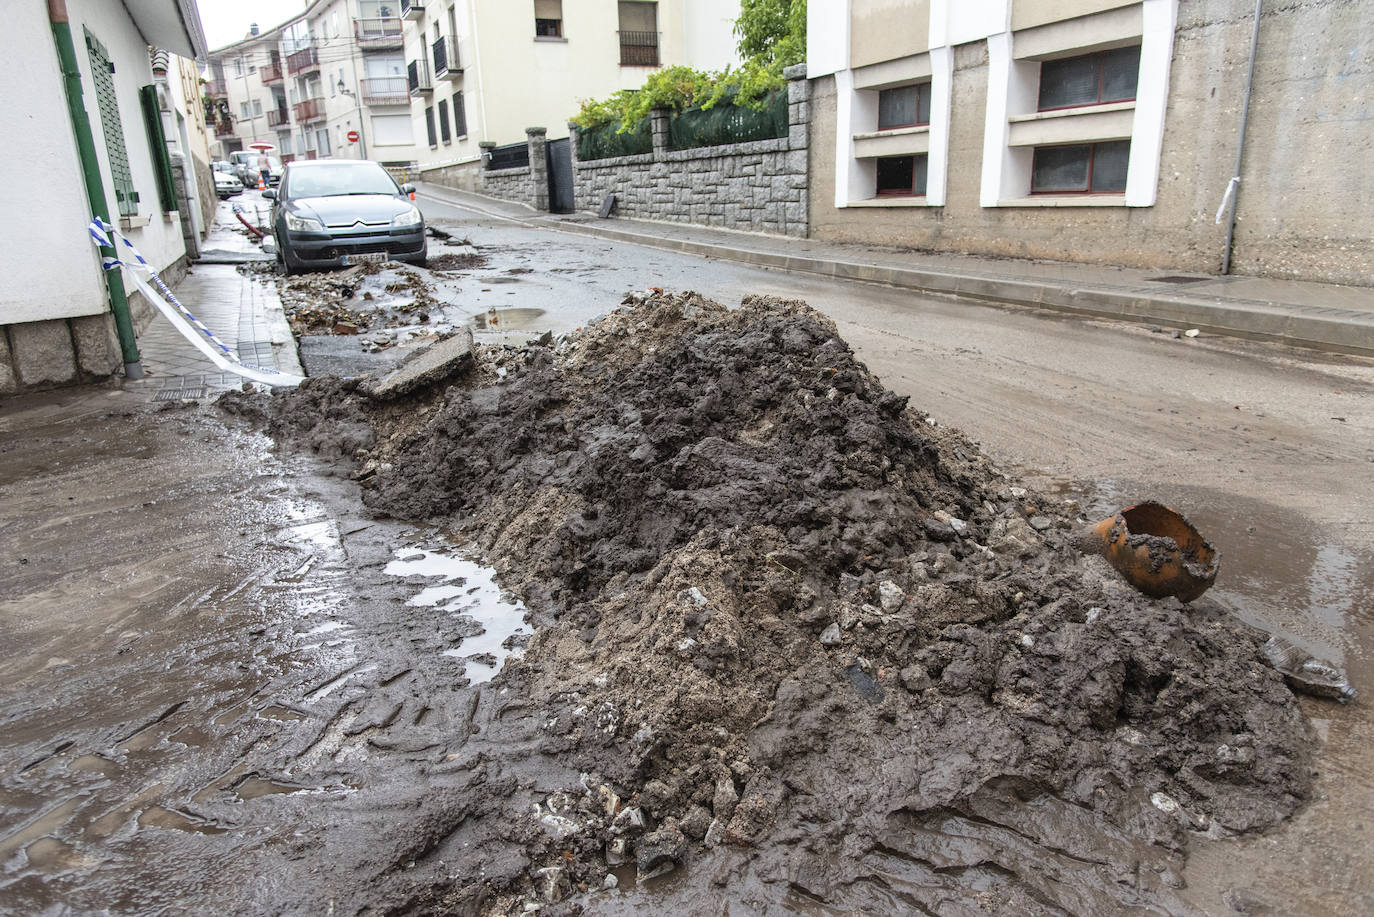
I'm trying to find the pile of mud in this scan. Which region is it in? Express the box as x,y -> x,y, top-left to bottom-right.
245,292 -> 1313,913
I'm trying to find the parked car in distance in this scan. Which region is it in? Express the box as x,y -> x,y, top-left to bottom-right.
229,150 -> 282,187
214,169 -> 244,199
264,159 -> 425,274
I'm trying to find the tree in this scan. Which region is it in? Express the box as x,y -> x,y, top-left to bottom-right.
733,0 -> 807,68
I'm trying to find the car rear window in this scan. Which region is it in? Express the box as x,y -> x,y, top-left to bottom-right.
285,164 -> 399,198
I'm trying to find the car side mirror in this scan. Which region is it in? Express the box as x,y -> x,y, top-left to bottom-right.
401,183 -> 415,194
262,189 -> 276,199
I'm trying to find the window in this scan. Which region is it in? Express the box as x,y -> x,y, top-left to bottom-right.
424,105 -> 437,147
240,101 -> 251,119
233,56 -> 244,76
876,155 -> 928,197
1031,141 -> 1130,193
317,128 -> 331,156
618,1 -> 658,65
253,99 -> 263,116
535,0 -> 563,37
1038,46 -> 1140,111
438,99 -> 451,143
452,91 -> 467,137
878,83 -> 931,130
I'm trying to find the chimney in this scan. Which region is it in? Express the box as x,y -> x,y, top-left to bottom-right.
249,22 -> 259,36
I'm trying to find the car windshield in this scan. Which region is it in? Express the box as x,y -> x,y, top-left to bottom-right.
286,163 -> 398,199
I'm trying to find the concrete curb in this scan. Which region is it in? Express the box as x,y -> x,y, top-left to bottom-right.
416,186 -> 1374,358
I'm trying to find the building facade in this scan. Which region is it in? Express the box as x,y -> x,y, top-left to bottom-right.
807,0 -> 1374,284
209,1 -> 742,182
1,0 -> 208,394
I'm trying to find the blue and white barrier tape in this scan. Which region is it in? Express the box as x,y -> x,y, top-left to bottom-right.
88,217 -> 303,387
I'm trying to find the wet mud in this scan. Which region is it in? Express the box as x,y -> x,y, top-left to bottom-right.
237,292 -> 1316,914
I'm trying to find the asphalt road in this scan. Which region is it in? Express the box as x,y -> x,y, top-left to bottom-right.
418,190 -> 1374,916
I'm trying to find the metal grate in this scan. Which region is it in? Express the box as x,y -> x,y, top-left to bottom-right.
155,388 -> 207,401
486,142 -> 530,171
85,29 -> 139,217
1147,275 -> 1208,284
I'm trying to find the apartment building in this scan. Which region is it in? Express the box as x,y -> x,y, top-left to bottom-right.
398,0 -> 740,184
209,1 -> 740,179
807,0 -> 1373,284
209,0 -> 420,168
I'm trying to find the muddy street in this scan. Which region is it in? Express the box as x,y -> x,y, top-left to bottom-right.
1,203 -> 1371,916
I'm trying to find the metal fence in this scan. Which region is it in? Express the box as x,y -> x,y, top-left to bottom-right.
576,116 -> 653,161
668,90 -> 788,151
486,141 -> 530,171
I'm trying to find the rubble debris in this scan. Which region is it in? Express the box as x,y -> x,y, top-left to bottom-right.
1263,636 -> 1357,702
360,328 -> 476,401
249,291 -> 1313,913
1080,501 -> 1219,602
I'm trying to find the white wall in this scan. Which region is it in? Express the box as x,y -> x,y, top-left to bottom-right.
70,0 -> 188,276
0,3 -> 108,323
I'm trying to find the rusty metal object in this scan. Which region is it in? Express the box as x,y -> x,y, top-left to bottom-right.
1080,501 -> 1219,603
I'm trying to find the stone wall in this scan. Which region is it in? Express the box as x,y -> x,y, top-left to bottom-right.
421,130 -> 548,210
809,0 -> 1374,285
569,66 -> 811,237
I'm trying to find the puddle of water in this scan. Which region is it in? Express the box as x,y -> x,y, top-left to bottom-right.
234,777 -> 312,801
472,307 -> 546,330
24,836 -> 96,871
257,704 -> 307,723
137,806 -> 230,835
385,545 -> 530,684
68,755 -> 119,778
302,620 -> 349,637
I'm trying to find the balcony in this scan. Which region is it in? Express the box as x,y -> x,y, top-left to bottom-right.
266,107 -> 290,128
260,59 -> 284,83
293,96 -> 325,123
206,77 -> 227,97
286,47 -> 320,76
432,36 -> 461,79
618,30 -> 660,67
401,0 -> 424,21
214,119 -> 235,138
407,59 -> 432,95
354,17 -> 403,49
361,76 -> 411,106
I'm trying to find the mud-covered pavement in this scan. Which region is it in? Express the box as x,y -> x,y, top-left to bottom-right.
2,202 -> 1372,916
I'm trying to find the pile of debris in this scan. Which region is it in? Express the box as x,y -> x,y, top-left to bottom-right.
248,292 -> 1316,913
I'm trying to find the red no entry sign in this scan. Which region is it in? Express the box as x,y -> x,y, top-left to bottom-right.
347,130 -> 360,143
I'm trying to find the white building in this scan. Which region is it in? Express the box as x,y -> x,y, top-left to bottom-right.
1,0 -> 209,393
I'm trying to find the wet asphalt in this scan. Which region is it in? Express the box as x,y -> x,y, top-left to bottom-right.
0,195 -> 1370,914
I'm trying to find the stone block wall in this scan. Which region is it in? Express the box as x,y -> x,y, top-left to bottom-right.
422,130 -> 549,211
0,312 -> 122,396
569,66 -> 812,237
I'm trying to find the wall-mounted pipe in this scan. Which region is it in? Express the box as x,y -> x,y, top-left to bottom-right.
48,0 -> 144,378
1220,0 -> 1264,276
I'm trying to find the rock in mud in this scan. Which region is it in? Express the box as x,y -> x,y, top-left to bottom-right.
1263,636 -> 1357,702
635,821 -> 687,878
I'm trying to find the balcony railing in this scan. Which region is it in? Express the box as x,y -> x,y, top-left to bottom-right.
214,119 -> 235,138
354,17 -> 403,49
618,30 -> 660,67
401,0 -> 424,21
206,77 -> 227,97
407,59 -> 432,95
286,47 -> 320,76
361,76 -> 411,106
293,96 -> 325,123
433,35 -> 461,78
266,108 -> 290,128
260,59 -> 284,83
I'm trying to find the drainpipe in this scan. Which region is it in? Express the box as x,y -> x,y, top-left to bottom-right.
48,0 -> 144,378
1220,0 -> 1263,276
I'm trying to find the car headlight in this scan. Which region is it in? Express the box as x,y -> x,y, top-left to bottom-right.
284,211 -> 323,232
391,206 -> 422,228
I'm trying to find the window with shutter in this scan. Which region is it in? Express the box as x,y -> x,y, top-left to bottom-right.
85,30 -> 139,217
138,85 -> 178,212
452,91 -> 467,137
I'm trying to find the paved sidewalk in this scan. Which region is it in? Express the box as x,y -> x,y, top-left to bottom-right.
416,182 -> 1374,358
124,201 -> 301,400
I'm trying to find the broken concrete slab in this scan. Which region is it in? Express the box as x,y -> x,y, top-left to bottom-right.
360,327 -> 474,401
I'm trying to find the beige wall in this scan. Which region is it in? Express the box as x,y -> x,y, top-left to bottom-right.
812,0 -> 1374,285
1011,0 -> 1138,32
851,0 -> 930,68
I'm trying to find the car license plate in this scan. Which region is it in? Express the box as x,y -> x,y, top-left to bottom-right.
342,252 -> 387,266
